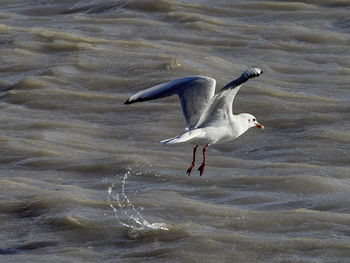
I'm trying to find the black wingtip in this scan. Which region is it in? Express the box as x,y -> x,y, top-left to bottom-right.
124,97 -> 151,105
220,66 -> 263,91
241,67 -> 263,80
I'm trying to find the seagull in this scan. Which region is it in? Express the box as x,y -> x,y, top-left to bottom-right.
124,67 -> 264,176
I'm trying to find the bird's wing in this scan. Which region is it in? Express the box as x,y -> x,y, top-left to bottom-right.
124,76 -> 216,129
195,67 -> 263,128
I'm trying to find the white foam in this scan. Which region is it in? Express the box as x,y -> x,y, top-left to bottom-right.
107,170 -> 168,231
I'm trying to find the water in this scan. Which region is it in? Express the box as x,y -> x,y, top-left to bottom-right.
107,170 -> 168,231
0,0 -> 349,262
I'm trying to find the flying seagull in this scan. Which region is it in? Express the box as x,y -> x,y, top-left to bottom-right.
124,67 -> 264,176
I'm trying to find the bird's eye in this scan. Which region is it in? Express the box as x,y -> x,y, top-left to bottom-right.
253,118 -> 256,122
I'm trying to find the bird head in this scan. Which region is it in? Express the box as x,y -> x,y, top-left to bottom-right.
240,113 -> 264,130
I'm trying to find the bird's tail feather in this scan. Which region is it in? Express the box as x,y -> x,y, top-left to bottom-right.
161,129 -> 202,144
161,136 -> 180,144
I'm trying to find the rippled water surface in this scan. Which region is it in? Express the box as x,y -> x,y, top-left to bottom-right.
0,1 -> 349,262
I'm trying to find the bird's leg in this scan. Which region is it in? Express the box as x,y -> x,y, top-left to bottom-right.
198,144 -> 209,176
186,145 -> 198,176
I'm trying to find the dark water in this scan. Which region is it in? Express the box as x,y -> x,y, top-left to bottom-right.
0,1 -> 349,262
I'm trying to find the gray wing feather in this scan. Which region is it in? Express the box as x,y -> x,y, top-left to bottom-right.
195,67 -> 263,128
125,76 -> 216,129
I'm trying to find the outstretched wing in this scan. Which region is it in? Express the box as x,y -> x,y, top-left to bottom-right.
195,67 -> 263,128
124,76 -> 216,129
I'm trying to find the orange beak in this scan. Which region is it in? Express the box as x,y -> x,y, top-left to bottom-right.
256,123 -> 264,130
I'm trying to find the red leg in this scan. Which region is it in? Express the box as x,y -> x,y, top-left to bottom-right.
186,145 -> 198,176
198,144 -> 208,176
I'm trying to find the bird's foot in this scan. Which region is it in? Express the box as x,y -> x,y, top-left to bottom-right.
186,163 -> 195,176
197,162 -> 206,176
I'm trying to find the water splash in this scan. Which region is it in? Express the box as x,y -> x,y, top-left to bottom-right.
107,170 -> 168,231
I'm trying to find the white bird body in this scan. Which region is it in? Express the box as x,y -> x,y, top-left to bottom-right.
125,67 -> 264,175
162,114 -> 252,146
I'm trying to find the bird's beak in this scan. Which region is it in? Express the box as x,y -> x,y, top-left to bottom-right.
256,123 -> 264,130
